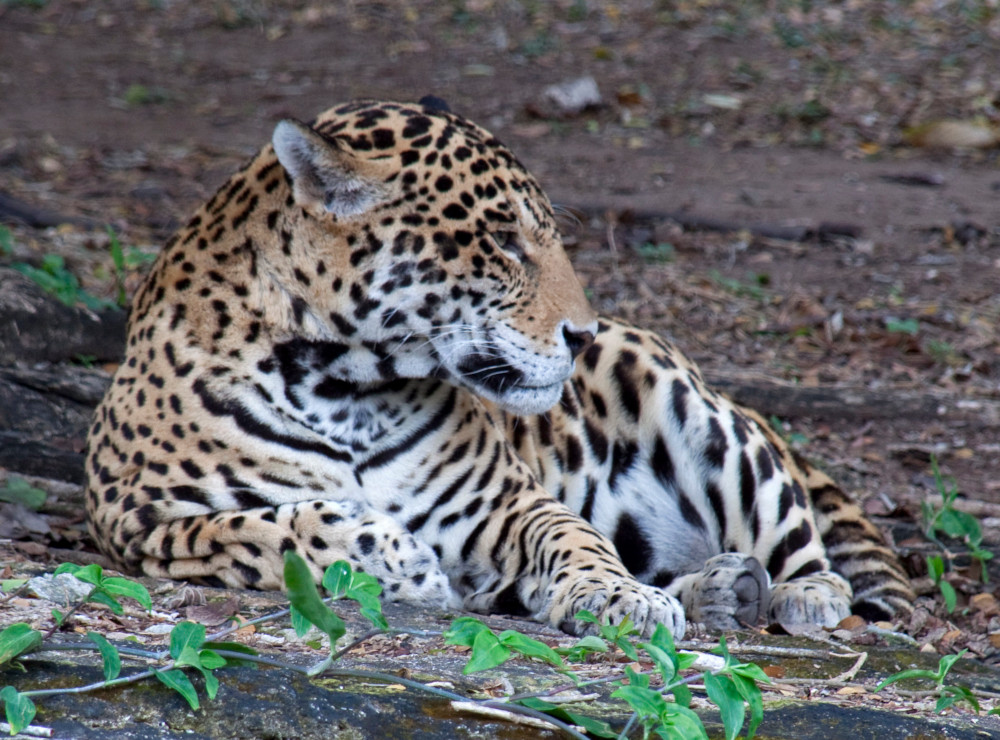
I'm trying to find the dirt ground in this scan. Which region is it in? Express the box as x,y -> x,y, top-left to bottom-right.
2,0 -> 1000,661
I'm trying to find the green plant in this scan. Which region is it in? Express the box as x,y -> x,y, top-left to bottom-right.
768,415 -> 809,447
0,556 -> 385,734
12,254 -> 116,311
711,271 -> 770,302
0,225 -> 13,257
0,476 -> 46,510
923,456 -> 993,583
876,649 -> 997,715
122,83 -> 169,107
2,558 -> 774,739
446,610 -> 769,740
925,554 -> 957,614
443,617 -> 564,674
107,227 -> 156,307
636,242 -> 675,264
925,339 -> 957,365
885,317 -> 919,335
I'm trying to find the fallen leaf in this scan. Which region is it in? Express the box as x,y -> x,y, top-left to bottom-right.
762,665 -> 785,679
184,595 -> 241,626
905,120 -> 998,149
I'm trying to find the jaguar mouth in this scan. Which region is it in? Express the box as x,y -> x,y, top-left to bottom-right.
453,353 -> 567,414
455,354 -> 526,395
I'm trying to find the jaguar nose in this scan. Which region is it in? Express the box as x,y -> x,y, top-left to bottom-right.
562,324 -> 594,359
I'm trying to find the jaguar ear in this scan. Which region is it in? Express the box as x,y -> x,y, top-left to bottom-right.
272,119 -> 387,219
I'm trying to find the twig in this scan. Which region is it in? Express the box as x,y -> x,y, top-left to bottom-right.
0,722 -> 52,737
676,640 -> 860,662
830,651 -> 868,683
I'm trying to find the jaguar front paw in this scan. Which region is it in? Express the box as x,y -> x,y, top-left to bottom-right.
683,553 -> 771,631
552,577 -> 686,639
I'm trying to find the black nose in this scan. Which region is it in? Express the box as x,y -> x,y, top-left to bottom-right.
562,325 -> 594,359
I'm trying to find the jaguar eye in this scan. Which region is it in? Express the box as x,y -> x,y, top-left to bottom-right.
491,231 -> 526,262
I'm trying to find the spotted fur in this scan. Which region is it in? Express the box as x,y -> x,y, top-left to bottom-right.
86,99 -> 913,637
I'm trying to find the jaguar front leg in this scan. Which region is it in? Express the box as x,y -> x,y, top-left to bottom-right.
456,486 -> 687,638
123,499 -> 458,607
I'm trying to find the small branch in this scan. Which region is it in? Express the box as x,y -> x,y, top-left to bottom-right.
473,701 -> 592,740
39,586 -> 98,641
830,651 -> 868,684
0,721 -> 52,738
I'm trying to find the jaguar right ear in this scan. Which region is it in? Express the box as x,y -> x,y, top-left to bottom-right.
272,119 -> 387,219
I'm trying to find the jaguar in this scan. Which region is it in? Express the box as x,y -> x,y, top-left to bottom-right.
86,98 -> 914,637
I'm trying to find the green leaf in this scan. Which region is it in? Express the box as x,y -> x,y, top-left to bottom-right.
282,550 -> 346,644
344,569 -> 386,626
648,622 -> 678,654
875,668 -> 939,691
198,649 -> 227,671
939,580 -> 957,613
359,606 -> 389,630
937,509 -> 980,541
87,631 -> 122,681
170,622 -> 207,664
934,650 -> 966,683
89,589 -> 125,615
443,617 -> 492,648
321,561 -> 352,599
642,643 -> 678,683
108,228 -> 125,272
731,672 -> 764,739
731,662 -> 773,686
0,579 -> 27,593
0,686 -> 36,736
926,554 -> 945,582
289,605 -> 312,638
658,703 -> 710,740
462,629 -> 512,674
203,641 -> 257,666
938,685 -> 979,713
55,562 -> 103,586
497,630 -> 563,667
614,636 -> 640,662
624,665 -> 650,688
669,681 -> 692,709
611,683 -> 669,719
198,665 -> 221,701
556,634 -> 608,662
0,624 -> 42,665
515,697 -> 616,738
100,577 -> 153,610
0,476 -> 47,510
155,668 -> 200,710
573,609 -> 599,625
704,673 -> 745,740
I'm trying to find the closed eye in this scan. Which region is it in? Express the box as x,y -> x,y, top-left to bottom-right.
491,231 -> 527,262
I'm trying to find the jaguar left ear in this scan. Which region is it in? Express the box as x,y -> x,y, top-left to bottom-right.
272,119 -> 387,219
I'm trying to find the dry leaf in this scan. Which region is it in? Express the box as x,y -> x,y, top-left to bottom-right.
905,120 -> 998,149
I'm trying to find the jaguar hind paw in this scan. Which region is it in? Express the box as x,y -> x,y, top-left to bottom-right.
769,571 -> 852,627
